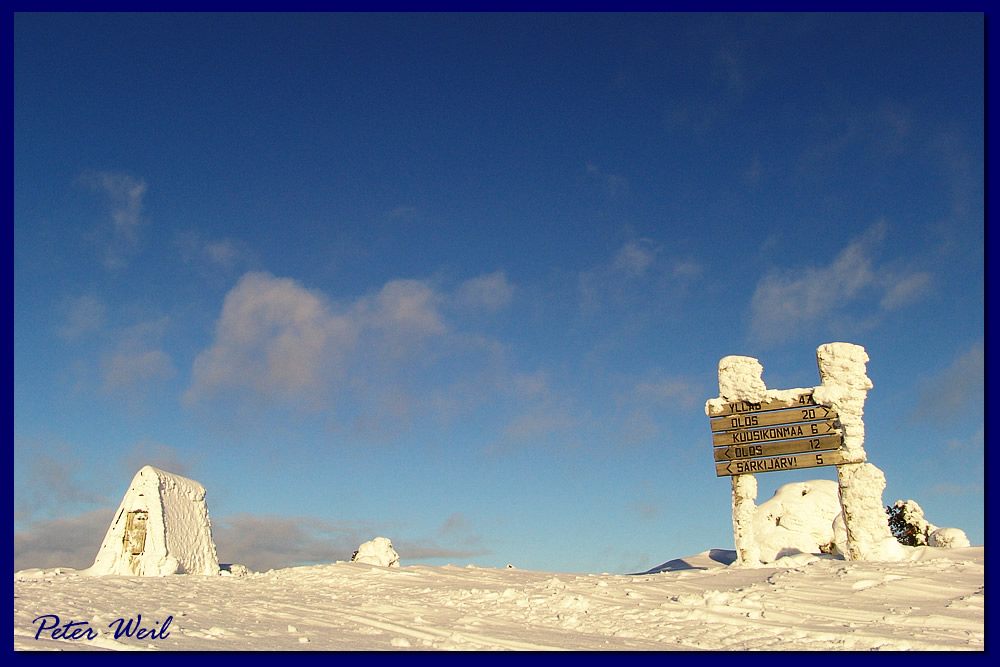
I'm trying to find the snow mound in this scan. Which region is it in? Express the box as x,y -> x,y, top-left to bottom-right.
930,527 -> 971,549
752,481 -> 973,563
753,480 -> 846,562
350,537 -> 400,567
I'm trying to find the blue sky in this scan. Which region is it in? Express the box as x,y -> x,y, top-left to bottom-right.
14,13 -> 984,574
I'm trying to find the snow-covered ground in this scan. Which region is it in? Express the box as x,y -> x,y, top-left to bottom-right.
14,479 -> 984,651
14,544 -> 983,651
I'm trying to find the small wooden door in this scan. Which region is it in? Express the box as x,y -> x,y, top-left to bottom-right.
124,510 -> 148,555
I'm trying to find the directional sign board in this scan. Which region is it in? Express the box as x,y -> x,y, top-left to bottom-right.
713,432 -> 843,462
707,391 -> 818,417
711,419 -> 840,447
710,404 -> 839,432
715,450 -> 849,477
710,398 -> 845,477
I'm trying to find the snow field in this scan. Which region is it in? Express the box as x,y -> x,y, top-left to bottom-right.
14,546 -> 983,651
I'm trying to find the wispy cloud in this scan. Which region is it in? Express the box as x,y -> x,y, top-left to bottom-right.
56,292 -> 106,340
500,408 -> 577,445
184,271 -> 517,433
455,271 -> 514,312
613,239 -> 657,277
176,230 -> 252,272
212,513 -> 392,571
15,451 -> 109,522
577,239 -> 702,319
214,513 -> 488,571
913,340 -> 984,425
880,271 -> 932,310
392,540 -> 492,562
749,221 -> 935,344
100,317 -> 175,393
932,130 -> 977,220
631,501 -> 662,522
78,170 -> 148,269
586,162 -> 628,198
416,512 -> 492,559
578,239 -> 658,314
14,508 -> 111,571
118,440 -> 195,479
612,373 -> 702,449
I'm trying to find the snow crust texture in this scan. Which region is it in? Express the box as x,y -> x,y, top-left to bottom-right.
14,547 -> 983,651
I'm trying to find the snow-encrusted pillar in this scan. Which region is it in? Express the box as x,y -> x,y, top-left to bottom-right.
812,343 -> 900,561
715,355 -> 768,567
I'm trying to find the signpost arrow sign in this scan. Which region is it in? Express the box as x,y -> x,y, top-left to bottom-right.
707,392 -> 817,417
710,405 -> 839,432
715,449 -> 850,477
711,419 -> 840,447
713,432 -> 842,461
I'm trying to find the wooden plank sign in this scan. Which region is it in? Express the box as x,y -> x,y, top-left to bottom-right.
710,397 -> 846,477
712,418 -> 840,446
707,391 -> 817,417
713,432 -> 843,462
715,449 -> 849,477
710,404 -> 838,432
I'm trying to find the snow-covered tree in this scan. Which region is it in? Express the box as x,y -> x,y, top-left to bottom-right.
886,500 -> 936,546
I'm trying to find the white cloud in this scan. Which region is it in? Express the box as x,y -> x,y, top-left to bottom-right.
185,272 -> 465,410
185,271 -> 536,436
364,279 -> 446,336
455,271 -> 514,311
186,272 -> 356,405
744,155 -> 763,185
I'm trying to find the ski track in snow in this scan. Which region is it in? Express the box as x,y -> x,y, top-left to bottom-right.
14,549 -> 984,651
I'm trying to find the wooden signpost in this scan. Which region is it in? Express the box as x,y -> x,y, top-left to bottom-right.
709,392 -> 845,478
708,344 -> 886,565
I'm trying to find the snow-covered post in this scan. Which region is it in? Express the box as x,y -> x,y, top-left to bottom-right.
812,343 -> 900,561
714,355 -> 768,567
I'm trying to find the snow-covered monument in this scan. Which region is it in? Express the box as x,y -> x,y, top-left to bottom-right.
706,342 -> 903,565
88,466 -> 220,576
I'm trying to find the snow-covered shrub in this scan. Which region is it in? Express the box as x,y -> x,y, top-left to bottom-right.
928,527 -> 971,549
350,537 -> 400,567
